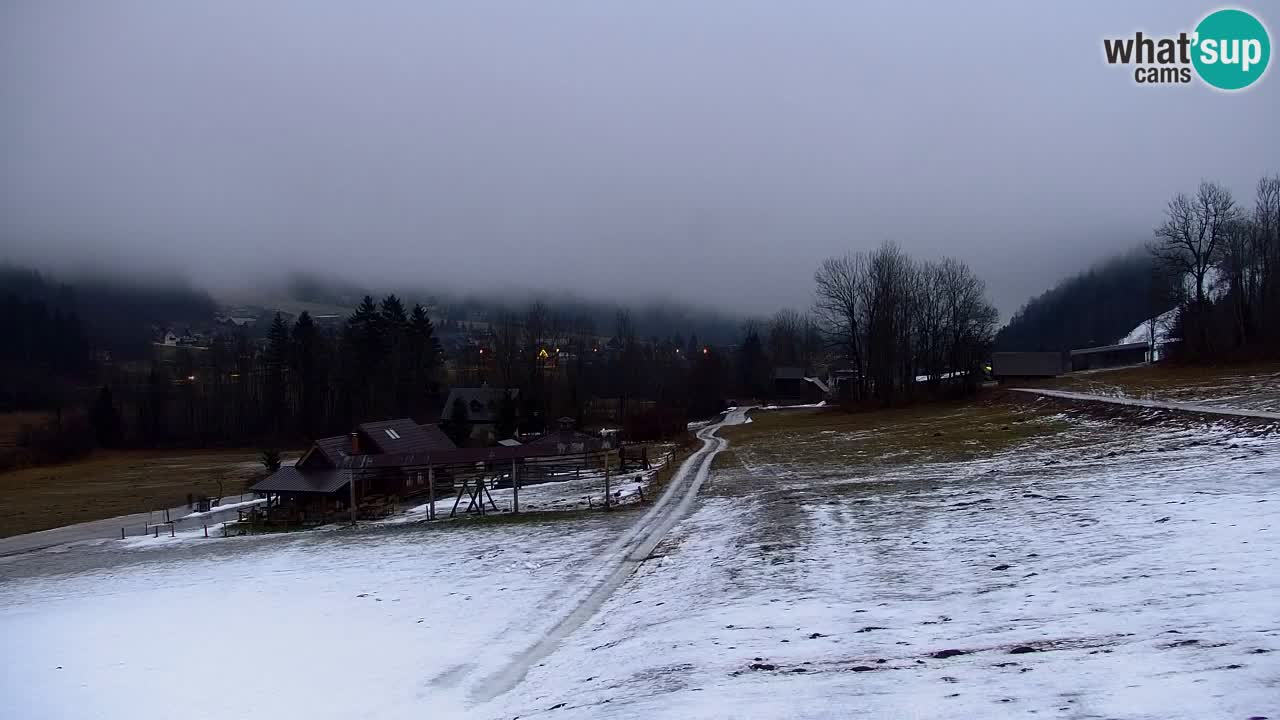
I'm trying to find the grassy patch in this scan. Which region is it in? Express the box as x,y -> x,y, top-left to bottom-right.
722,393 -> 1068,468
1032,361 -> 1280,394
0,449 -> 292,538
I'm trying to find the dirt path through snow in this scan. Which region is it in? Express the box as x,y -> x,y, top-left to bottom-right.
468,406 -> 749,703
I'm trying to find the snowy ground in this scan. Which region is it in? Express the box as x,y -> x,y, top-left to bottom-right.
2,402 -> 1277,719
483,405 -> 1280,719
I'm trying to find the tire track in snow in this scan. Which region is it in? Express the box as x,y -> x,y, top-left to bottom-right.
468,407 -> 750,703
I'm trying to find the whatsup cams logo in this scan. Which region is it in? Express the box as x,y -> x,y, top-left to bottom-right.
1104,8 -> 1270,90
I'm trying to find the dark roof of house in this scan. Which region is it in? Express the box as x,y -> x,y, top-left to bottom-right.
441,388 -> 518,424
1069,341 -> 1149,356
773,366 -> 806,381
312,435 -> 351,466
359,419 -> 455,454
251,466 -> 352,494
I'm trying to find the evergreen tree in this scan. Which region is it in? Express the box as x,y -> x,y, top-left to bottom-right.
290,312 -> 322,439
379,294 -> 408,325
380,295 -> 410,415
406,304 -> 443,415
260,447 -> 282,473
343,296 -> 384,421
264,313 -> 290,437
409,304 -> 443,372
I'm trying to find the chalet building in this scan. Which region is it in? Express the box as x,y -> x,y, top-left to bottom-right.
251,418 -> 456,523
251,415 -> 624,526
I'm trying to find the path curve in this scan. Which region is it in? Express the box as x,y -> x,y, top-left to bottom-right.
470,406 -> 749,703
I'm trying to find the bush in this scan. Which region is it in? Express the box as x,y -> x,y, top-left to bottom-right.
260,448 -> 282,473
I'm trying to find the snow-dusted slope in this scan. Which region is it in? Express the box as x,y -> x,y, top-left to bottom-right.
1117,307 -> 1177,346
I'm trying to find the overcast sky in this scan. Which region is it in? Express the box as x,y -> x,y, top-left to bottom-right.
2,1 -> 1277,319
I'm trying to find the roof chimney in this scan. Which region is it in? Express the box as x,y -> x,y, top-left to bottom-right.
350,431 -> 360,455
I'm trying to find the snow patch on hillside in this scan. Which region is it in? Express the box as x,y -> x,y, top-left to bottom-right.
1118,307 -> 1178,346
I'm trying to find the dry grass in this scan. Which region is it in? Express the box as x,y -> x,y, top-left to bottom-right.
0,449 -> 288,538
1033,361 -> 1280,412
0,411 -> 53,447
720,393 -> 1068,469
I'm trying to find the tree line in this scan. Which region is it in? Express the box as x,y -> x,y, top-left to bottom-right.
812,242 -> 998,406
1150,174 -> 1280,359
88,295 -> 445,451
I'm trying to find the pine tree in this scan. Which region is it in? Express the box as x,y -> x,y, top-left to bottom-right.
380,295 -> 409,415
260,447 -> 282,473
379,294 -> 408,325
290,312 -> 322,439
264,313 -> 290,437
405,304 -> 443,416
344,296 -> 384,421
409,304 -> 443,372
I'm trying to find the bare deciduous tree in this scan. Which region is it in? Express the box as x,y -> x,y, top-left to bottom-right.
1152,181 -> 1239,308
813,253 -> 866,400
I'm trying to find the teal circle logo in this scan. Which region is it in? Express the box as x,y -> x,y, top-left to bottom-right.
1192,9 -> 1270,90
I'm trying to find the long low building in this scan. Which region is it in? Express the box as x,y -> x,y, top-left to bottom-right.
1069,341 -> 1149,371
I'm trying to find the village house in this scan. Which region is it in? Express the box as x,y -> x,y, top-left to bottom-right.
251,418 -> 456,524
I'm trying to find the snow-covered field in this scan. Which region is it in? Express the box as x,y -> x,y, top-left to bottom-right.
2,403 -> 1278,719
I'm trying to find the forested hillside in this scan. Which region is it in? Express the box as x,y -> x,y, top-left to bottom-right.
0,266 -> 218,358
996,248 -> 1178,352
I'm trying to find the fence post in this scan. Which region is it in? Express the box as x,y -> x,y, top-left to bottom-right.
153,525 -> 158,538
604,451 -> 611,510
512,459 -> 519,514
428,465 -> 436,521
204,524 -> 208,538
120,527 -> 125,540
